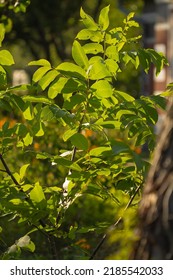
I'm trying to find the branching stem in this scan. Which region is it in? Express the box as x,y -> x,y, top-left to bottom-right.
89,184 -> 141,260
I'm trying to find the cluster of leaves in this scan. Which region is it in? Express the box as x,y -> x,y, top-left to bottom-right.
0,0 -> 30,32
0,5 -> 168,259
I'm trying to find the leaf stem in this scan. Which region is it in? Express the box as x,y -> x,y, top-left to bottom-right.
89,184 -> 141,259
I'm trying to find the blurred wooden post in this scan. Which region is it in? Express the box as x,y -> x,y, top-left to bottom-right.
132,102 -> 173,259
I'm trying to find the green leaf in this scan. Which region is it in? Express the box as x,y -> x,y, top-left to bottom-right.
48,77 -> 86,99
111,140 -> 130,155
105,46 -> 119,61
38,69 -> 59,90
147,48 -> 168,76
97,168 -> 111,176
64,94 -> 86,110
127,12 -> 135,21
23,132 -> 33,146
32,66 -> 51,83
91,80 -> 113,99
0,50 -> 14,66
149,95 -> 166,110
48,77 -> 68,99
23,102 -> 34,120
28,59 -> 51,67
72,40 -> 89,69
10,94 -> 26,111
23,95 -> 52,105
56,62 -> 86,81
116,109 -> 135,120
0,24 -> 5,46
95,119 -> 121,129
88,58 -> 110,80
30,182 -> 46,209
76,29 -> 103,42
33,121 -> 45,137
89,146 -> 111,157
137,49 -> 150,73
50,104 -> 74,124
69,133 -> 89,150
83,43 -> 103,54
115,90 -> 135,102
105,59 -> 119,75
19,164 -> 30,181
63,128 -> 77,141
0,65 -> 7,88
41,106 -> 54,121
99,5 -> 110,31
80,7 -> 98,31
138,99 -> 158,124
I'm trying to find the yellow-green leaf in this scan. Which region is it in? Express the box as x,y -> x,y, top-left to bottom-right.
0,50 -> 14,66
91,80 -> 113,99
99,5 -> 110,31
72,40 -> 89,69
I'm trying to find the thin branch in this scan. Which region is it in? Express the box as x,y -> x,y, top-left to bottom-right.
0,153 -> 19,186
89,184 -> 142,260
0,154 -> 58,258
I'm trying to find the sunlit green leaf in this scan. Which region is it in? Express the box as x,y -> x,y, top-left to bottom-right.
76,29 -> 103,42
83,43 -> 103,54
23,102 -> 34,120
28,59 -> 51,67
72,40 -> 89,69
91,80 -> 113,98
80,7 -> 98,31
88,58 -> 110,80
89,146 -> 111,157
57,62 -> 86,81
32,66 -> 51,83
38,69 -> 59,90
99,5 -> 110,31
23,132 -> 33,146
23,95 -> 52,104
0,50 -> 14,65
30,182 -> 46,209
19,164 -> 30,181
105,46 -> 119,61
105,59 -> 119,75
63,128 -> 77,141
48,77 -> 86,99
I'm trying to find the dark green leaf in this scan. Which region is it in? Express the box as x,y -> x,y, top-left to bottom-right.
69,133 -> 89,150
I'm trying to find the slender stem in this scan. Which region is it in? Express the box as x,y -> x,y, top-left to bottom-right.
0,153 -> 19,185
0,153 -> 58,258
89,184 -> 141,260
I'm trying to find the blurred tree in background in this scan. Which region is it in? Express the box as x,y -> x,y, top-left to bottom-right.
0,0 -> 147,97
2,0 -> 144,64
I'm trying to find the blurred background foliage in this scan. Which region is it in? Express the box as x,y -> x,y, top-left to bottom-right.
0,0 -> 158,260
1,0 -> 147,95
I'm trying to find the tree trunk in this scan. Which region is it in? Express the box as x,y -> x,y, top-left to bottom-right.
132,103 -> 173,259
